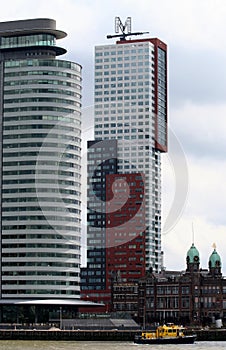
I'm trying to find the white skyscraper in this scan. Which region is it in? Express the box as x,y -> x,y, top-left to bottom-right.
94,37 -> 167,271
81,19 -> 168,310
0,18 -> 84,322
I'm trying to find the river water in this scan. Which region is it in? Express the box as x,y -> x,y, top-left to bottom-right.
0,341 -> 226,350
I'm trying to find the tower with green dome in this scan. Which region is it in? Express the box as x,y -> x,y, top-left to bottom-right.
186,243 -> 200,272
208,244 -> 222,277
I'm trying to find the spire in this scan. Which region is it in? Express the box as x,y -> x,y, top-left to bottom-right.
192,222 -> 195,245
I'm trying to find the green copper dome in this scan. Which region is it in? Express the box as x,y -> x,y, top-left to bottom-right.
186,243 -> 200,263
209,249 -> 221,268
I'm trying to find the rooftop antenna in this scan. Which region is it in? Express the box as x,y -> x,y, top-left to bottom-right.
192,222 -> 195,245
107,16 -> 149,41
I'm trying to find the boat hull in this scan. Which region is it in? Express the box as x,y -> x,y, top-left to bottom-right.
134,335 -> 197,344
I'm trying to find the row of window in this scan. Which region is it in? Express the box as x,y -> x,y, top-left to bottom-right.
95,93 -> 151,102
96,68 -> 152,75
2,215 -> 79,223
95,71 -> 152,80
5,58 -> 81,72
4,79 -> 81,89
95,125 -> 150,133
2,233 -> 80,240
2,252 -> 80,259
2,243 -> 80,250
94,131 -> 150,138
3,271 -> 79,277
95,114 -> 152,121
3,123 -> 80,131
96,45 -> 150,52
4,87 -> 80,98
144,285 -> 223,297
3,116 -> 80,126
96,87 -> 152,95
3,142 -> 80,151
3,188 -> 80,195
3,160 -> 80,169
2,223 -> 79,231
3,151 -> 79,160
1,34 -> 56,49
2,280 -> 79,286
95,101 -> 150,109
4,96 -> 78,106
2,290 -> 80,295
5,69 -> 81,81
3,169 -> 79,177
95,52 -> 152,60
2,206 -> 80,214
3,132 -> 80,142
96,57 -> 152,64
2,261 -> 80,268
95,97 -> 151,104
3,197 -> 80,205
4,106 -> 78,113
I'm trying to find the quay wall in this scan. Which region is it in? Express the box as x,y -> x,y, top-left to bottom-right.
0,329 -> 136,341
0,329 -> 226,341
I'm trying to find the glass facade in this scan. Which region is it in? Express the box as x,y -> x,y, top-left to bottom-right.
157,47 -> 167,147
81,140 -> 118,291
0,23 -> 82,300
0,34 -> 56,49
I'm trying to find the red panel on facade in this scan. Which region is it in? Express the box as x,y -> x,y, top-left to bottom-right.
105,173 -> 146,291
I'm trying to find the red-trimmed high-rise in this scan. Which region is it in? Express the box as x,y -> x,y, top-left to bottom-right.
81,26 -> 168,311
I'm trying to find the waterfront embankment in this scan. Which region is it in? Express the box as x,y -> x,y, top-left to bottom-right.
0,328 -> 226,341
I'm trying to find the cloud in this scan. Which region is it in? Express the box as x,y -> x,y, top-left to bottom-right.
162,215 -> 226,274
1,0 -> 226,273
162,100 -> 226,229
171,103 -> 226,160
169,47 -> 226,107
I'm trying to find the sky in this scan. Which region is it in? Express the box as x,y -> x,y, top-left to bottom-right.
1,0 -> 226,273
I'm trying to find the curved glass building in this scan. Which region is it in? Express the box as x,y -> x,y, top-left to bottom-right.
0,19 -> 82,303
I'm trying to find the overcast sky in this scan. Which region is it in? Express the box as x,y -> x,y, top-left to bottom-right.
1,0 -> 226,273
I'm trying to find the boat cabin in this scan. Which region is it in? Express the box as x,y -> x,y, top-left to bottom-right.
141,323 -> 185,339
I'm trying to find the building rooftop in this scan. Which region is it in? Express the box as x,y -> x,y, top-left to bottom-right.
0,18 -> 66,39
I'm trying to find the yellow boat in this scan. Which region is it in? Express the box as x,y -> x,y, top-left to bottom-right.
134,323 -> 197,344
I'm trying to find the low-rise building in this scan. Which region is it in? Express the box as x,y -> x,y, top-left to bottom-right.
112,244 -> 226,326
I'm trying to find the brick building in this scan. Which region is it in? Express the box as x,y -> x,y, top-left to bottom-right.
112,244 -> 226,326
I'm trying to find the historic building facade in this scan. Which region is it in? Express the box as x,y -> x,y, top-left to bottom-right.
112,244 -> 226,326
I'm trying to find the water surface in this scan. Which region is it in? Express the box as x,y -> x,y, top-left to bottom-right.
0,341 -> 226,350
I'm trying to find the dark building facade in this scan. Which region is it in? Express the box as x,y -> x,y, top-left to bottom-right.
80,139 -> 118,310
112,244 -> 226,327
80,139 -> 146,311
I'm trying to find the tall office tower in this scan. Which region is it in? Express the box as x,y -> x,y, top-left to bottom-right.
0,18 -> 82,312
81,21 -> 168,310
